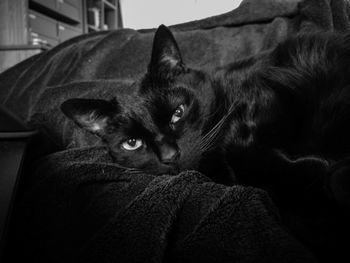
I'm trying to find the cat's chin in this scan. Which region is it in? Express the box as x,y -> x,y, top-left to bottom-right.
139,162 -> 198,178
156,166 -> 181,176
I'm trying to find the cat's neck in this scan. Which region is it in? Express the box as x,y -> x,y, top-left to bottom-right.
212,54 -> 290,150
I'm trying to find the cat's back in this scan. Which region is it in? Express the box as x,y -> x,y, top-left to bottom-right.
266,33 -> 350,157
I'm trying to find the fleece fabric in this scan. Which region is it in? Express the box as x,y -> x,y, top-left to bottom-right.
1,0 -> 350,262
10,146 -> 316,263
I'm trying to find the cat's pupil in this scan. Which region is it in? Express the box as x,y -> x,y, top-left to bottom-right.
121,138 -> 143,151
174,107 -> 183,117
128,139 -> 137,146
171,105 -> 185,124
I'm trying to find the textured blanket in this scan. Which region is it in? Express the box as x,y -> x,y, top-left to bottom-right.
2,0 -> 350,262
10,147 -> 316,263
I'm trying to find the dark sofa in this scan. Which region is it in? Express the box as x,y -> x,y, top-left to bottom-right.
1,0 -> 350,262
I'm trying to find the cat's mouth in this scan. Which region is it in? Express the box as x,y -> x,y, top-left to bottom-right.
155,164 -> 181,175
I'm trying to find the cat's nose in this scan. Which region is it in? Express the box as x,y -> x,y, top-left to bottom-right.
159,144 -> 180,163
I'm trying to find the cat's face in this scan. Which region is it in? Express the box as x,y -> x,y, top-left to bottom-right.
61,25 -> 225,177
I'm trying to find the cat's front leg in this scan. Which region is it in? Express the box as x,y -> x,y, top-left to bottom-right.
274,151 -> 350,213
327,158 -> 350,212
232,148 -> 331,210
267,149 -> 331,208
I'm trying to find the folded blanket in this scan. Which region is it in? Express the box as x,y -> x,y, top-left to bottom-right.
2,0 -> 350,262
10,147 -> 316,263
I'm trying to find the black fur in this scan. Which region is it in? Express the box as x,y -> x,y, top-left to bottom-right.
61,25 -> 231,181
61,26 -> 350,210
219,33 -> 350,207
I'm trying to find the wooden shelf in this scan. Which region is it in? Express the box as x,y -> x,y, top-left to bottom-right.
0,45 -> 48,51
0,0 -> 123,72
87,0 -> 122,32
87,24 -> 99,31
27,0 -> 85,47
103,0 -> 116,10
29,0 -> 83,25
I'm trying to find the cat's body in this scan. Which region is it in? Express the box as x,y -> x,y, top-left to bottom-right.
220,33 -> 350,159
214,32 -> 350,207
61,25 -> 350,209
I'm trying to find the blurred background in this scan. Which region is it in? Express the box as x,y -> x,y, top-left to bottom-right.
0,0 -> 242,73
122,0 -> 242,29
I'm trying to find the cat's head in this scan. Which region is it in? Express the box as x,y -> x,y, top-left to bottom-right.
61,25 -> 229,180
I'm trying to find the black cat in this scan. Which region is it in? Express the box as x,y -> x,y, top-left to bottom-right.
61,25 -> 350,211
217,31 -> 350,209
61,25 -> 235,184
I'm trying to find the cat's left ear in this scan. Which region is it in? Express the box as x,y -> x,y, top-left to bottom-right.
148,24 -> 186,78
61,98 -> 118,136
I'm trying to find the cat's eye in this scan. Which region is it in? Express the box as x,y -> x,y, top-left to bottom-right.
121,138 -> 143,151
171,105 -> 185,124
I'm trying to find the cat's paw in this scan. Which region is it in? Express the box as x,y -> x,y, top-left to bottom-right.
328,159 -> 350,211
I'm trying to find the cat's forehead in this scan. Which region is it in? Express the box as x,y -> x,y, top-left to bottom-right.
118,93 -> 149,115
140,69 -> 208,91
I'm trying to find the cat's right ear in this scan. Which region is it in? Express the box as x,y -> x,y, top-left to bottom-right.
61,98 -> 118,136
148,24 -> 186,78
